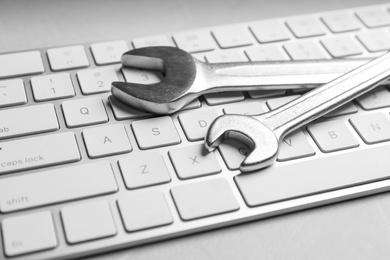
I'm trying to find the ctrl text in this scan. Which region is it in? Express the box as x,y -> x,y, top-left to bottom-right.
1,155 -> 44,168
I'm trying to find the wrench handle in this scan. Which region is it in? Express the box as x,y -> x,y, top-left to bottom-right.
257,51 -> 390,138
205,58 -> 371,90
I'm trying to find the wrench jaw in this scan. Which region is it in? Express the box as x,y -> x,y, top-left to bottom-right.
205,114 -> 280,173
111,46 -> 198,114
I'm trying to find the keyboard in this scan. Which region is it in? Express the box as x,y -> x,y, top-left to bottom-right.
2,3 -> 390,259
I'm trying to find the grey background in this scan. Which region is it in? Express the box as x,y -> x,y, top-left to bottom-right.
2,0 -> 390,259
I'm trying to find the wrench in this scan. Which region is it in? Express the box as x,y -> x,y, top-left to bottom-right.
111,46 -> 371,114
205,51 -> 390,173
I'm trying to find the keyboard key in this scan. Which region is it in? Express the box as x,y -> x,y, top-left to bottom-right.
277,130 -> 315,161
245,45 -> 290,61
62,97 -> 108,128
169,144 -> 221,179
83,124 -> 132,158
133,35 -> 175,48
61,200 -> 117,244
0,132 -> 80,175
266,95 -> 300,110
235,144 -> 390,206
223,101 -> 267,115
90,40 -> 129,65
78,67 -> 119,94
284,41 -> 328,60
248,89 -> 287,99
47,45 -> 89,71
218,139 -> 251,170
2,211 -> 57,257
173,30 -> 216,53
122,67 -> 163,84
357,31 -> 390,52
0,51 -> 44,79
132,116 -> 181,149
307,121 -> 359,152
250,20 -> 290,43
0,161 -> 117,212
178,109 -> 219,141
0,103 -> 58,140
0,79 -> 27,108
182,98 -> 202,111
286,16 -> 327,38
119,152 -> 171,189
204,92 -> 245,106
212,25 -> 254,48
356,86 -> 390,110
109,96 -> 150,120
118,190 -> 173,231
321,12 -> 361,33
171,178 -> 239,220
31,73 -> 75,101
356,8 -> 390,28
205,50 -> 248,63
350,113 -> 390,144
323,102 -> 358,118
321,36 -> 363,57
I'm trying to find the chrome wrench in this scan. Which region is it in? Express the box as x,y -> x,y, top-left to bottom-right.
111,46 -> 371,114
205,51 -> 390,172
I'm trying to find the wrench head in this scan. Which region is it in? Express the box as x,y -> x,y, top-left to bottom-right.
111,46 -> 198,114
205,114 -> 280,173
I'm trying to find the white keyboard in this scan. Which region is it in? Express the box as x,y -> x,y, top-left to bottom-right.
2,3 -> 390,260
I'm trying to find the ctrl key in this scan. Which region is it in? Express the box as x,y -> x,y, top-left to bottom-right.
2,211 -> 57,256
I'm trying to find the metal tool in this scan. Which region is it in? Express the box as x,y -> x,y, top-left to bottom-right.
205,51 -> 390,173
111,46 -> 371,114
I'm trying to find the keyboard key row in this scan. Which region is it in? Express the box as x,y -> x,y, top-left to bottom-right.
2,7 -> 390,84
2,175 -> 239,256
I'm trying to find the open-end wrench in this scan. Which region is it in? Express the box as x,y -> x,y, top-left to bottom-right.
111,46 -> 371,114
205,51 -> 390,173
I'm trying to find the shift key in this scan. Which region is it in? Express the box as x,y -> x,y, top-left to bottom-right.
0,132 -> 81,174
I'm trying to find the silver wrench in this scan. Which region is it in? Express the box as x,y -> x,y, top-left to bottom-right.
205,51 -> 390,173
111,46 -> 371,114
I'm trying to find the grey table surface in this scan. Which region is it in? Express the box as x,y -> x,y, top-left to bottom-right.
2,0 -> 390,259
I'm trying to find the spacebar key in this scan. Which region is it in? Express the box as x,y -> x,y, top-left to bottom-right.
0,132 -> 81,174
235,145 -> 390,207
